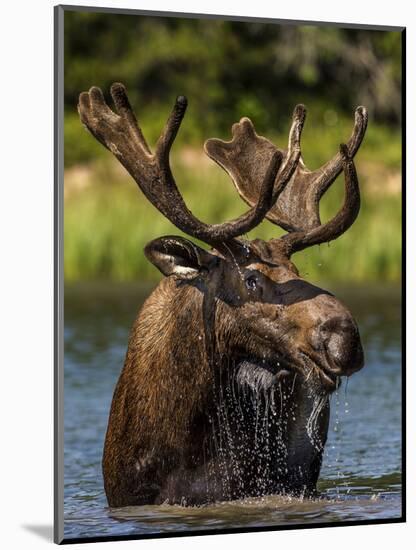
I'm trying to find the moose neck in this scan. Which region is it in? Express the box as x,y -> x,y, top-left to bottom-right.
126,277 -> 213,452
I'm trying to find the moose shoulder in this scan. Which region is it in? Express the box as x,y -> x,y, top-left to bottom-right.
78,84 -> 367,507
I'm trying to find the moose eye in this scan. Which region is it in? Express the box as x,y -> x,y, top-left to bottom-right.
245,275 -> 258,291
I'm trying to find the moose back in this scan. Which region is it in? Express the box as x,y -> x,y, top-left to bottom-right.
78,84 -> 366,507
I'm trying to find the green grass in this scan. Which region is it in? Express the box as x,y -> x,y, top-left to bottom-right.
64,147 -> 401,284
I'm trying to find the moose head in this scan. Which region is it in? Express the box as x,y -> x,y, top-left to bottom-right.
78,84 -> 366,507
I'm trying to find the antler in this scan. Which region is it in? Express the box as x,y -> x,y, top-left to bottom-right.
205,105 -> 368,256
77,83 -> 303,250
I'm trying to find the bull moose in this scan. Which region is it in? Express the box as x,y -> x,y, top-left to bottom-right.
78,83 -> 367,507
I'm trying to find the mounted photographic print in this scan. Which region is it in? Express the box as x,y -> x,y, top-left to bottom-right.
54,5 -> 405,544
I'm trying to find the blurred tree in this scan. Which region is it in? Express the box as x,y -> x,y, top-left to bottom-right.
64,11 -> 401,165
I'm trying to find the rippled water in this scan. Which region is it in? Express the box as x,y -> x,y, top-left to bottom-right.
63,283 -> 402,541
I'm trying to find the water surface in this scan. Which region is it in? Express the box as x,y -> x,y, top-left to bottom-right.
63,282 -> 402,540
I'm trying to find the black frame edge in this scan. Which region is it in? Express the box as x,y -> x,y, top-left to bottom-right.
54,3 -> 65,545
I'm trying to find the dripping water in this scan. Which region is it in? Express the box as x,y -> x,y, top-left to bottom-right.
221,241 -> 245,282
323,376 -> 345,499
306,393 -> 328,452
317,243 -> 323,268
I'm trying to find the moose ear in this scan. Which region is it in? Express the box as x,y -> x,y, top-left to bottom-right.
144,236 -> 216,279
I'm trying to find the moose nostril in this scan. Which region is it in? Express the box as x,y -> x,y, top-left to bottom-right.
319,317 -> 364,375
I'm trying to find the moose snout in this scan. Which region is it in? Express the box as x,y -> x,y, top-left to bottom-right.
314,316 -> 364,377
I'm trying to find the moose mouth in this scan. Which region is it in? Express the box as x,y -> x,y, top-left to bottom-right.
235,352 -> 338,393
298,350 -> 338,391
315,368 -> 338,391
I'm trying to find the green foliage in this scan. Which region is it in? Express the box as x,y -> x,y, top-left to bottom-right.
64,11 -> 402,167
